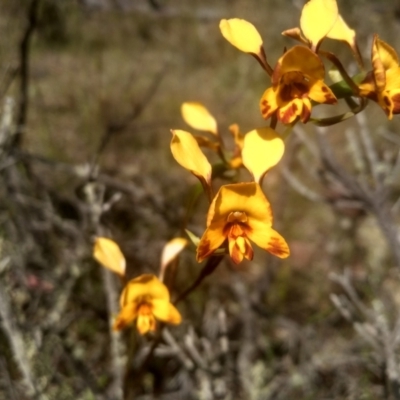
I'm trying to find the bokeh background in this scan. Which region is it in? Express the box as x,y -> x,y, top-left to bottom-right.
2,0 -> 400,399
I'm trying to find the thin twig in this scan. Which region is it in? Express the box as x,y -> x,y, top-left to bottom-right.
0,278 -> 37,397
14,0 -> 41,148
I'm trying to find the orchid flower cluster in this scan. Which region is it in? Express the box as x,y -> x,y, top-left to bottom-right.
93,0 -> 400,335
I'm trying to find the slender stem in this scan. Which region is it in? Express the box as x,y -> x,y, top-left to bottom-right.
174,256 -> 223,305
252,47 -> 273,76
319,50 -> 360,96
14,0 -> 41,148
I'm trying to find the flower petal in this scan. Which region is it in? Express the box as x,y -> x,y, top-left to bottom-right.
181,102 -> 218,134
242,127 -> 285,184
375,36 -> 399,72
247,225 -> 290,259
371,35 -> 399,92
207,183 -> 273,228
379,88 -> 400,120
220,18 -> 263,55
197,225 -> 226,262
385,66 -> 400,92
300,0 -> 338,51
299,97 -> 312,123
93,237 -> 126,276
308,79 -> 337,104
358,72 -> 376,98
260,87 -> 279,120
120,274 -> 170,307
152,299 -> 182,325
277,98 -> 305,124
273,46 -> 325,85
136,314 -> 156,334
390,90 -> 400,115
170,129 -> 212,185
326,15 -> 357,49
159,238 -> 188,281
228,236 -> 253,264
160,238 -> 188,272
113,303 -> 138,331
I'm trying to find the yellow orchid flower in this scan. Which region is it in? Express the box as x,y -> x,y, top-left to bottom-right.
260,46 -> 337,124
113,274 -> 181,334
359,35 -> 400,119
93,237 -> 126,276
196,182 -> 289,264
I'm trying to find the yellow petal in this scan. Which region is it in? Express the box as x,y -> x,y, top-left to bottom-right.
159,237 -> 188,280
228,236 -> 253,264
220,18 -> 263,55
120,274 -> 170,307
228,238 -> 245,264
386,67 -> 400,91
277,98 -> 306,124
372,36 -> 400,92
300,0 -> 338,51
375,36 -> 399,71
242,128 -> 285,184
207,182 -> 273,229
170,130 -> 212,185
326,15 -> 355,46
260,87 -> 280,120
273,46 -> 325,85
308,79 -> 337,104
152,300 -> 182,325
358,72 -> 376,98
93,237 -> 126,276
113,303 -> 138,331
247,225 -> 290,259
196,224 -> 227,262
378,88 -> 400,120
136,314 -> 156,335
181,102 -> 218,134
